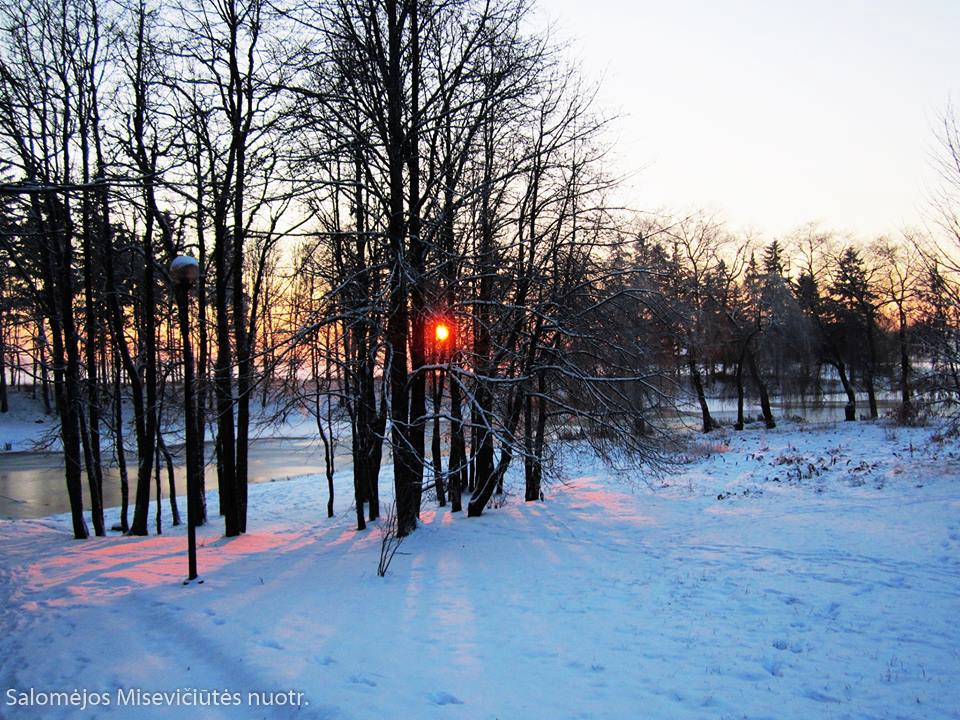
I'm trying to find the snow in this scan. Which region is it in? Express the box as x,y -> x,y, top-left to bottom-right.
1,421 -> 958,719
0,396 -> 60,453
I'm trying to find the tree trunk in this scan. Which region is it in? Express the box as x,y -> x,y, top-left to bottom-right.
324,331 -> 336,518
834,359 -> 856,421
897,306 -> 913,421
154,442 -> 162,535
114,360 -> 130,532
466,383 -> 495,516
407,0 -> 427,521
213,220 -> 239,535
466,94 -> 498,518
431,368 -> 446,506
448,364 -> 465,513
33,192 -> 88,540
232,226 -> 250,535
0,279 -> 7,413
313,340 -> 335,520
77,126 -> 105,535
233,161 -> 251,535
128,210 -> 159,536
688,354 -> 713,432
193,161 -> 209,526
488,382 -> 528,496
37,322 -> 52,415
385,0 -> 417,537
157,433 -> 181,526
77,406 -> 105,536
101,187 -> 143,534
532,373 -> 548,498
346,349 -> 367,531
323,425 -> 335,520
524,392 -> 536,500
748,350 -> 775,429
734,358 -> 745,431
865,320 -> 879,420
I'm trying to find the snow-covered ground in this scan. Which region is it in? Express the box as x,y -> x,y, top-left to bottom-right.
0,420 -> 958,719
0,396 -> 61,453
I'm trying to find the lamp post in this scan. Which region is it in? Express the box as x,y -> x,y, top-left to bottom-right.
170,255 -> 201,585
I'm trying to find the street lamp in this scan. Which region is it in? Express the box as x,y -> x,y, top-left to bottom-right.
170,255 -> 202,585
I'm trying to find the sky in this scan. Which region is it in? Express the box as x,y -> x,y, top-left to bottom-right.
537,0 -> 960,240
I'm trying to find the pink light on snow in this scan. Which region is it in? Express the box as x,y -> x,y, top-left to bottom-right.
17,526 -> 330,609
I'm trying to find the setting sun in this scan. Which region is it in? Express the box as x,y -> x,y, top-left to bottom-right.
434,323 -> 450,342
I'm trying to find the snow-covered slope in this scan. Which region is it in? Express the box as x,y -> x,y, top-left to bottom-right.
0,421 -> 958,719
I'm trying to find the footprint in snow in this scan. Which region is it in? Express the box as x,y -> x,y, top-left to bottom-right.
761,658 -> 784,677
259,639 -> 283,650
348,675 -> 377,687
314,655 -> 336,666
428,692 -> 463,706
802,689 -> 842,703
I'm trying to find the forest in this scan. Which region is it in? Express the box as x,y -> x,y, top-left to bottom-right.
1,0 -> 959,545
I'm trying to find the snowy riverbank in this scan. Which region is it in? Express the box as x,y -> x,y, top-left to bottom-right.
0,393 -> 329,456
1,420 -> 958,719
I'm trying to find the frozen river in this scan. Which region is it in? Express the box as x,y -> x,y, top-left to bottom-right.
0,437 -> 347,520
0,392 -> 900,520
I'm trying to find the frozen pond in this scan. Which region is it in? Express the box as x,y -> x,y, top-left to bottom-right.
0,437 -> 347,520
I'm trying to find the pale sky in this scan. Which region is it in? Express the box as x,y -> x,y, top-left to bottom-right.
538,0 -> 960,239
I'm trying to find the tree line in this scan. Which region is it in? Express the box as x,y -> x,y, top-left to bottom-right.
629,216 -> 960,434
0,0 -> 957,542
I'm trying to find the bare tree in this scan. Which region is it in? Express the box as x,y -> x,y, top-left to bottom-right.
0,0 -> 103,538
872,237 -> 922,422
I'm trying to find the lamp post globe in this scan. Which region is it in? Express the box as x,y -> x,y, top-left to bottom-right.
170,255 -> 200,286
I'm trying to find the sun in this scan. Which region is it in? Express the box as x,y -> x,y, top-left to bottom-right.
434,323 -> 450,342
